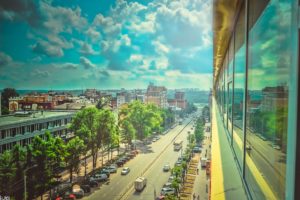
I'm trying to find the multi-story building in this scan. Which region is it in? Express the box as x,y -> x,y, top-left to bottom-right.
0,111 -> 75,153
117,92 -> 126,108
168,91 -> 187,110
212,0 -> 299,200
145,83 -> 168,108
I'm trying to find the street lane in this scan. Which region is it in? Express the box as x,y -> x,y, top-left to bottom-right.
128,121 -> 193,200
83,117 -> 194,200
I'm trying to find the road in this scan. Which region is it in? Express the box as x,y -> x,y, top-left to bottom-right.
82,116 -> 196,200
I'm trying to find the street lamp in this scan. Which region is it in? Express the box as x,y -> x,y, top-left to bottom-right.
149,182 -> 157,200
24,164 -> 37,200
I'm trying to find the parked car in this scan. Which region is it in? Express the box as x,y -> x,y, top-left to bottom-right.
82,179 -> 98,187
121,167 -> 130,175
163,164 -> 170,172
107,165 -> 117,173
80,185 -> 91,193
90,174 -> 108,182
161,187 -> 175,195
95,168 -> 110,177
116,159 -> 125,167
193,147 -> 202,153
162,182 -> 172,189
72,188 -> 84,198
63,192 -> 76,200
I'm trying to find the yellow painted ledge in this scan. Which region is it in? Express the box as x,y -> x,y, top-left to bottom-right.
211,100 -> 226,200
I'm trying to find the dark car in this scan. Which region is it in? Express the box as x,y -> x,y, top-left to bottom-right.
82,179 -> 98,187
80,185 -> 91,193
116,159 -> 126,166
94,168 -> 110,177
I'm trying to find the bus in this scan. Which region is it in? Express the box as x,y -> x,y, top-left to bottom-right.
173,139 -> 183,151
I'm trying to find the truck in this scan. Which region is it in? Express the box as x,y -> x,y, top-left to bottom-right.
134,177 -> 147,192
201,157 -> 207,168
178,119 -> 183,125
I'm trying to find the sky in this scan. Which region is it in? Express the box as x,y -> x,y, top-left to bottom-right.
0,0 -> 212,90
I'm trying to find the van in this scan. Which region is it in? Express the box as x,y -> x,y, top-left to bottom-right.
134,177 -> 147,192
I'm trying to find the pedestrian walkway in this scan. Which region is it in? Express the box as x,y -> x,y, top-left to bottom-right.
179,154 -> 200,200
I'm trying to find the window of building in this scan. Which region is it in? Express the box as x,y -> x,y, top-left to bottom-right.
245,0 -> 291,199
232,3 -> 246,170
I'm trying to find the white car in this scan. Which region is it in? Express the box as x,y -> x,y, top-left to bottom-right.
161,187 -> 175,195
90,173 -> 108,182
121,167 -> 130,175
163,164 -> 170,172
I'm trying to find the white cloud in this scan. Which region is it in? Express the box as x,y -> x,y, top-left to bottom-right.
80,43 -> 98,55
86,27 -> 101,43
152,40 -> 170,55
80,56 -> 96,69
0,52 -> 12,67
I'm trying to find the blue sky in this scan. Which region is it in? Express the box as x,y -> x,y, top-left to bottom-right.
0,0 -> 212,90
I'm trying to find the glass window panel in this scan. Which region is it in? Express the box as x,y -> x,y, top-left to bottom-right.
233,3 -> 246,170
245,0 -> 291,199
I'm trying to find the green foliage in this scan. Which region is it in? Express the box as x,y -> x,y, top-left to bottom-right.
119,101 -> 162,140
65,137 -> 84,182
0,151 -> 16,196
194,117 -> 205,144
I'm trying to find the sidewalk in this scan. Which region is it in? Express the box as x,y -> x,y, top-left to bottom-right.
36,145 -> 127,200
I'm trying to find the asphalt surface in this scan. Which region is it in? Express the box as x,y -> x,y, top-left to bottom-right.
82,116 -> 196,200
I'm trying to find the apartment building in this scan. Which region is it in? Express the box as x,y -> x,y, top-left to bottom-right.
0,111 -> 75,153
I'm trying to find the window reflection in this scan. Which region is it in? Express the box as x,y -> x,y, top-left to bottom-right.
245,0 -> 290,199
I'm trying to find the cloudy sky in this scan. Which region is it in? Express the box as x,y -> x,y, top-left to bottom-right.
0,0 -> 212,90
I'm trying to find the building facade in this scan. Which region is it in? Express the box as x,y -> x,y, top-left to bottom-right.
212,0 -> 299,199
0,111 -> 75,153
145,83 -> 168,108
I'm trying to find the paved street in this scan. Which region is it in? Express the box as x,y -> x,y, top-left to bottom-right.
82,117 -> 194,200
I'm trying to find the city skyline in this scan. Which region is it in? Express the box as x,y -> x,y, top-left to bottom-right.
0,0 -> 213,90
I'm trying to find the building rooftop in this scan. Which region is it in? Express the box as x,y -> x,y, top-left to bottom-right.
0,111 -> 75,127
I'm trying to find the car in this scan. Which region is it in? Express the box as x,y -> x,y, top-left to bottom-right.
272,144 -> 281,150
106,165 -> 117,173
162,182 -> 172,189
152,138 -> 158,142
72,188 -> 84,198
89,174 -> 108,182
193,147 -> 202,153
175,160 -> 182,166
161,187 -> 175,195
63,192 -> 76,200
117,160 -> 125,166
82,179 -> 98,187
95,168 -> 110,177
80,185 -> 91,193
168,176 -> 175,182
121,167 -> 130,175
163,164 -> 170,172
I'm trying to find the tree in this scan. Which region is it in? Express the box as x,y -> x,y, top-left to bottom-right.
0,151 -> 16,196
1,88 -> 19,115
31,135 -> 53,199
96,109 -> 117,164
70,107 -> 98,170
119,119 -> 136,149
65,137 -> 84,183
96,96 -> 111,110
119,101 -> 162,140
11,145 -> 26,200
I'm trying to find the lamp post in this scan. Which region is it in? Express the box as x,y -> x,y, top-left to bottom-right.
24,164 -> 37,200
150,183 -> 157,200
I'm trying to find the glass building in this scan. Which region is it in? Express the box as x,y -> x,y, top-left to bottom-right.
211,0 -> 299,199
